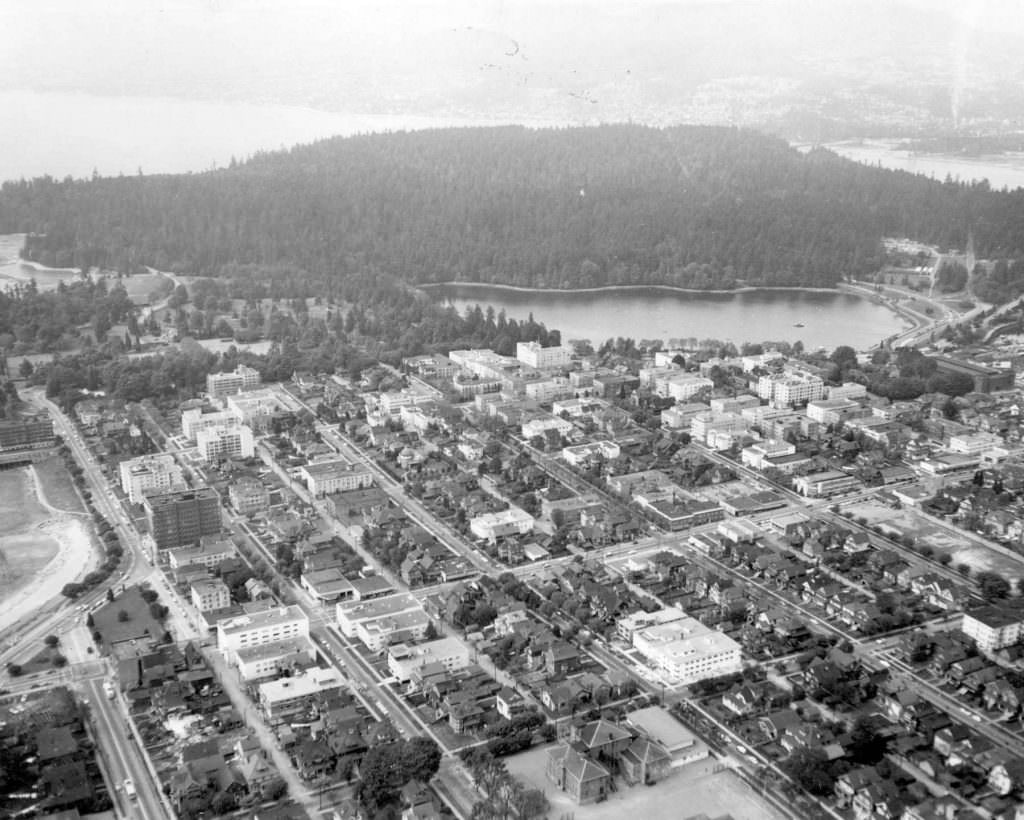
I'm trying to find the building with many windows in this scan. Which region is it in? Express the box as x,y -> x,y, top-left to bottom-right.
757,371 -> 824,407
181,407 -> 240,442
231,636 -> 318,682
206,365 -> 262,399
336,593 -> 430,652
190,578 -> 231,612
386,637 -> 472,682
119,453 -> 185,504
217,605 -> 310,654
0,417 -> 54,451
228,478 -> 271,516
300,459 -> 374,497
961,607 -> 1024,653
258,667 -> 345,724
144,487 -> 221,550
516,341 -> 571,370
166,538 -> 236,570
469,508 -> 535,542
224,389 -> 290,434
196,424 -> 255,461
632,616 -> 741,685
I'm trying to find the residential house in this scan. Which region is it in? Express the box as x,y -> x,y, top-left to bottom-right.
545,745 -> 612,805
620,737 -> 672,786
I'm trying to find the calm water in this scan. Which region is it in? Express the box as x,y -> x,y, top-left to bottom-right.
822,141 -> 1024,192
430,284 -> 911,351
0,89 -> 560,183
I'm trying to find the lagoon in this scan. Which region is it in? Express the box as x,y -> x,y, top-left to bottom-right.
429,283 -> 912,351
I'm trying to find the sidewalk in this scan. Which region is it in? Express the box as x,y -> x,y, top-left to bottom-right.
202,646 -> 316,819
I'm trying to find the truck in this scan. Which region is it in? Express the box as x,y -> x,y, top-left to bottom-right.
103,681 -> 115,700
123,778 -> 136,798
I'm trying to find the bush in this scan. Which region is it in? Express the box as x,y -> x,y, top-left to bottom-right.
44,635 -> 60,648
7,663 -> 22,677
52,654 -> 67,668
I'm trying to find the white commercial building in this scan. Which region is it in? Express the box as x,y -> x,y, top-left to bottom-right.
948,432 -> 1003,457
524,377 -> 574,403
196,423 -> 255,461
469,508 -> 535,542
386,637 -> 472,682
119,454 -> 185,504
258,667 -> 345,724
206,365 -> 261,399
521,415 -> 575,441
181,407 -> 240,442
225,389 -> 289,434
217,605 -> 310,654
632,616 -> 742,685
741,439 -> 796,470
655,373 -> 714,402
167,538 -> 236,570
336,593 -> 430,652
378,389 -> 435,418
448,349 -> 522,380
826,382 -> 868,401
616,607 -> 688,644
516,341 -> 571,370
232,635 -> 317,682
300,458 -> 374,496
690,412 -> 747,445
561,440 -> 620,467
757,372 -> 824,407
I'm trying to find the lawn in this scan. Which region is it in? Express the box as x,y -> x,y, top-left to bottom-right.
32,455 -> 86,514
504,743 -> 787,820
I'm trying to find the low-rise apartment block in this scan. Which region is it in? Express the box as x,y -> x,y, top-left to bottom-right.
196,424 -> 255,461
757,371 -> 824,407
206,365 -> 262,399
336,593 -> 430,652
166,538 -> 236,570
232,636 -> 318,682
217,605 -> 310,654
119,453 -> 185,504
191,578 -> 231,612
386,637 -> 472,682
300,458 -> 374,497
229,478 -> 271,516
469,508 -> 535,542
516,341 -> 571,370
258,667 -> 345,724
632,616 -> 742,685
962,607 -> 1024,653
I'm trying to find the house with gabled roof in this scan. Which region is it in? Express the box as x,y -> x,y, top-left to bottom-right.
573,719 -> 633,761
620,737 -> 671,785
545,744 -> 612,805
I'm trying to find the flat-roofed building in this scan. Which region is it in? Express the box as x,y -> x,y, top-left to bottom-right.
119,453 -> 185,504
516,341 -> 570,370
167,538 -> 236,570
231,635 -> 318,682
229,478 -> 270,516
617,607 -> 687,644
806,398 -> 867,426
206,365 -> 261,399
794,470 -> 861,498
301,568 -> 355,604
654,373 -> 713,402
0,416 -> 54,451
144,487 -> 221,550
962,607 -> 1024,653
300,459 -> 374,497
827,382 -> 868,401
191,578 -> 231,612
625,706 -> 708,768
196,424 -> 254,461
217,605 -> 309,654
757,371 -> 824,407
225,389 -> 290,433
632,616 -> 742,685
386,637 -> 471,682
741,440 -> 796,470
258,667 -> 345,724
470,508 -> 535,542
336,592 -> 429,652
562,440 -> 620,466
181,407 -> 239,441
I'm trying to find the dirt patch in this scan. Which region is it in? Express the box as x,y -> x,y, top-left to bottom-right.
32,456 -> 86,514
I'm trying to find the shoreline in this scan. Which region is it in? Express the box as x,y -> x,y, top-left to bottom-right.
420,281 -> 844,297
0,467 -> 97,635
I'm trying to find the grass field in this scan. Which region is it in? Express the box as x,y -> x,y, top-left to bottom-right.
505,744 -> 787,820
32,456 -> 86,513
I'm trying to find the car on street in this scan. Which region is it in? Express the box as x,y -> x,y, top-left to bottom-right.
123,778 -> 136,798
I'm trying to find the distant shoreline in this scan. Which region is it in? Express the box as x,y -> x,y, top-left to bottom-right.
420,281 -> 842,297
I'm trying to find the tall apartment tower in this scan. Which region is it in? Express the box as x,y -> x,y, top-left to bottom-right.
144,487 -> 221,550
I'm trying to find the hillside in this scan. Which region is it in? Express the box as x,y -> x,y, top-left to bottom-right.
2,124 -> 1023,292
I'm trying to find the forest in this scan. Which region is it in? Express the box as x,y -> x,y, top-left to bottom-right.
3,124 -> 1024,294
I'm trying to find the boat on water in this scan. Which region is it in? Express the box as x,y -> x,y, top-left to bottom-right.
793,322 -> 805,328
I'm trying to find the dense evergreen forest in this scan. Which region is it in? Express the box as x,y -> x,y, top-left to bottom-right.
3,124 -> 1024,292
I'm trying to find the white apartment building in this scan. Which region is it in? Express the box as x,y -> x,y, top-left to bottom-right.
167,539 -> 236,570
661,403 -> 709,430
561,440 -> 620,466
521,415 -> 575,441
378,389 -> 434,418
181,407 -> 240,442
217,605 -> 310,654
616,607 -> 687,644
386,637 -> 472,682
196,424 -> 255,461
826,382 -> 868,401
516,341 -> 571,370
656,373 -> 714,402
469,508 -> 534,542
336,593 -> 430,652
757,372 -> 824,407
741,440 -> 796,470
224,389 -> 289,433
551,398 -> 607,418
961,607 -> 1024,653
206,365 -> 261,399
805,398 -> 866,426
448,349 -> 522,380
300,459 -> 374,497
740,351 -> 784,372
948,432 -> 1003,457
524,377 -> 574,403
232,635 -> 317,682
709,395 -> 760,414
119,454 -> 185,504
632,617 -> 742,685
690,412 -> 747,444
191,578 -> 231,612
258,667 -> 345,724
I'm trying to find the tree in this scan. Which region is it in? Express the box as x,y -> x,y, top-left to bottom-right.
402,737 -> 442,784
117,609 -> 130,622
977,571 -> 1011,601
6,663 -> 22,677
44,634 -> 60,648
52,654 -> 67,668
18,359 -> 33,378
